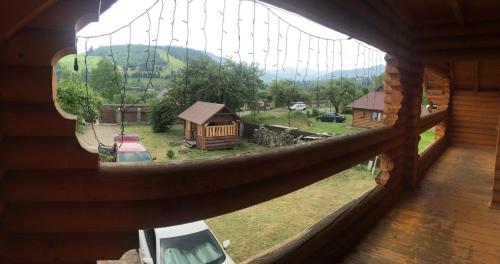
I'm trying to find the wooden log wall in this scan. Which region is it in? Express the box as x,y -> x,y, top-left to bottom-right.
352,110 -> 385,128
450,91 -> 500,146
0,1 -> 133,263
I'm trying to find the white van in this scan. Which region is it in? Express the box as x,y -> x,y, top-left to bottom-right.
139,221 -> 234,264
290,102 -> 307,111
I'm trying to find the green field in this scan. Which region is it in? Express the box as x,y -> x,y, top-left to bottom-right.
242,111 -> 360,136
419,128 -> 437,154
124,124 -> 267,161
206,167 -> 376,262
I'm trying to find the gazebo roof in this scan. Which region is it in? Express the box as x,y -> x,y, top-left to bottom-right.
178,101 -> 238,125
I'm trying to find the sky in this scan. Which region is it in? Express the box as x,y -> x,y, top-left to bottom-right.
77,0 -> 385,72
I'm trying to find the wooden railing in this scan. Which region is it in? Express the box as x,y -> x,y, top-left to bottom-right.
418,110 -> 449,180
418,110 -> 447,133
205,124 -> 236,137
9,126 -> 405,231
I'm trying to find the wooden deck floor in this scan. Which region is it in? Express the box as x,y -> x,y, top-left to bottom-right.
342,145 -> 500,264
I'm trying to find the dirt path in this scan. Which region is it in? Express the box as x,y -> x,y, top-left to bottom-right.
78,124 -> 121,149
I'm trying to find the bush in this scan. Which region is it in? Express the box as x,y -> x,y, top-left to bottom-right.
166,149 -> 175,159
306,109 -> 311,117
311,108 -> 321,117
149,98 -> 177,132
56,79 -> 103,133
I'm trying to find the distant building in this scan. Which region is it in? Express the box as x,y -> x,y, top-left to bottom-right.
347,85 -> 429,128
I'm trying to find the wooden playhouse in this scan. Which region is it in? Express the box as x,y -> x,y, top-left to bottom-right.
178,101 -> 240,150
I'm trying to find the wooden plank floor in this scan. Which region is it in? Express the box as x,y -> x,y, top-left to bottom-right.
342,145 -> 500,264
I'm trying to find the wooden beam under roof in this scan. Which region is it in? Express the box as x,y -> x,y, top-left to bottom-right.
449,0 -> 465,24
0,0 -> 56,43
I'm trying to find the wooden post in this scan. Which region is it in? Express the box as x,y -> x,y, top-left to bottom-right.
492,115 -> 500,207
381,54 -> 424,189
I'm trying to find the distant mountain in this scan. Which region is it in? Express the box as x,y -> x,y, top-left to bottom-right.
260,65 -> 385,83
59,44 -> 383,84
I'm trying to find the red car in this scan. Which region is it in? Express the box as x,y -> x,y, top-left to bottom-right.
113,134 -> 155,162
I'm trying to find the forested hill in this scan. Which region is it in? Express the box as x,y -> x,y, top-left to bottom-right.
86,45 -> 221,74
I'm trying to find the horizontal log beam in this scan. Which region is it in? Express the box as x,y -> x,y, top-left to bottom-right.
7,232 -> 137,263
418,110 -> 448,133
6,126 -> 403,203
415,20 -> 500,39
5,136 -> 405,233
420,47 -> 500,62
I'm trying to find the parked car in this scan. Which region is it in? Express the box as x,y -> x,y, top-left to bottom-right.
290,102 -> 307,111
139,221 -> 234,264
316,113 -> 346,123
113,134 -> 155,162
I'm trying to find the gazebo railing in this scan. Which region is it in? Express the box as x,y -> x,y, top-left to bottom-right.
206,124 -> 237,137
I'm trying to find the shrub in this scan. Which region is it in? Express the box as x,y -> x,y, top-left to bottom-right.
311,108 -> 320,117
149,98 -> 177,132
305,109 -> 311,117
166,149 -> 175,159
56,79 -> 103,133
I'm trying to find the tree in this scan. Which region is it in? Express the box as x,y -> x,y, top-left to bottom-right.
322,78 -> 358,113
90,58 -> 123,101
149,98 -> 178,132
167,57 -> 263,113
56,80 -> 103,133
268,79 -> 309,126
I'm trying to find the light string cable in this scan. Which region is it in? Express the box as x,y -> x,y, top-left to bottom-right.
263,9 -> 270,72
292,31 -> 302,91
316,37 -> 320,104
183,0 -> 191,108
83,39 -> 104,147
282,25 -> 290,71
330,40 -> 335,87
251,0 -> 257,115
127,0 -> 164,110
236,0 -> 242,68
218,0 -> 226,83
202,0 -> 208,55
274,19 -> 281,85
302,34 -> 312,87
119,25 -> 133,141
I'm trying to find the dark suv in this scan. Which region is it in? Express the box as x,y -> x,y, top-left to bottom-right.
316,113 -> 346,123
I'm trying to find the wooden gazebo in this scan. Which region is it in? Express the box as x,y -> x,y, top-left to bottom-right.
178,101 -> 239,150
1,1 -> 500,264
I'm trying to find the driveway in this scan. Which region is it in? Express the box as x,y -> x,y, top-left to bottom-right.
78,123 -> 121,150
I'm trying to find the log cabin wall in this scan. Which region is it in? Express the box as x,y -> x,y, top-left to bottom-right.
0,1 -> 137,263
352,110 -> 384,128
450,61 -> 500,146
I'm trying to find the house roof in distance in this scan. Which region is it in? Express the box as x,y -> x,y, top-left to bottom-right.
347,85 -> 385,111
178,101 -> 238,125
347,85 -> 430,117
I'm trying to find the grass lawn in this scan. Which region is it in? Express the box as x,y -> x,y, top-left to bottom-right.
242,111 -> 361,136
419,128 -> 436,154
206,167 -> 376,262
124,124 -> 267,161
